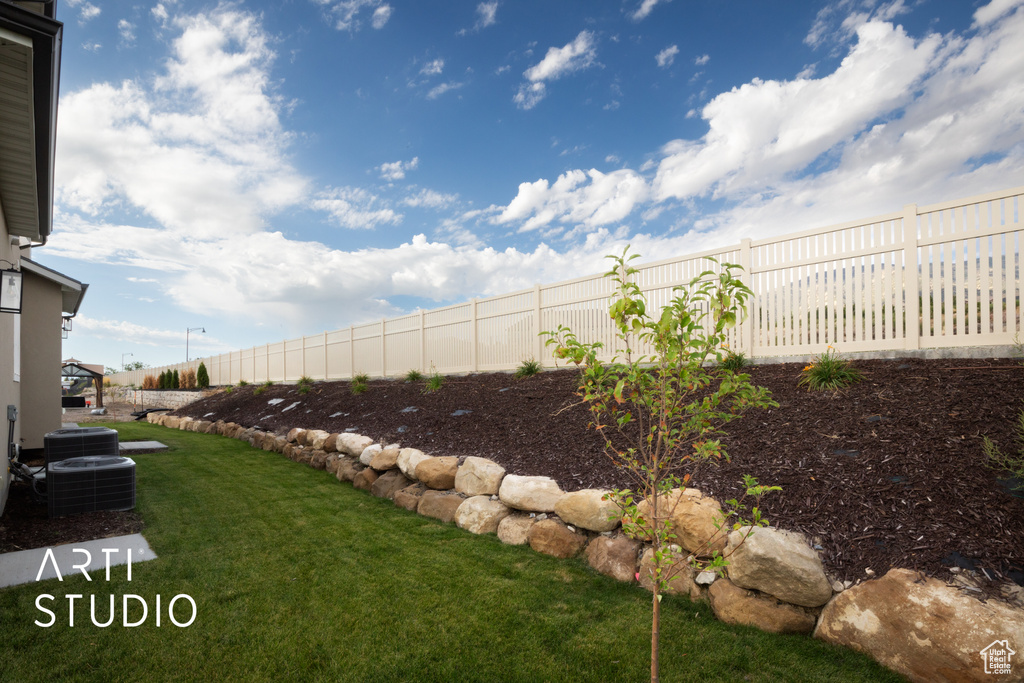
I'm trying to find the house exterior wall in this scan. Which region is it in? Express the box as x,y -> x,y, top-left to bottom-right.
19,270 -> 62,451
0,196 -> 21,516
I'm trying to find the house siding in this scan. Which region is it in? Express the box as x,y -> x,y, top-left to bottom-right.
20,269 -> 62,451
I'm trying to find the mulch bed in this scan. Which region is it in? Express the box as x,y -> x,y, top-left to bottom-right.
5,357 -> 1022,593
0,478 -> 143,554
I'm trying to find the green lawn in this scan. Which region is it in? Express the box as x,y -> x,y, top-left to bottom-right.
0,423 -> 903,682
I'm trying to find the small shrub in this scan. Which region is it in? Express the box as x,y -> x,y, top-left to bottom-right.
158,370 -> 170,389
983,404 -> 1024,492
238,380 -> 249,386
350,380 -> 368,395
182,368 -> 197,390
298,384 -> 311,395
197,362 -> 210,389
798,347 -> 863,391
720,350 -> 748,372
223,385 -> 233,394
514,358 -> 542,379
142,374 -> 157,390
254,380 -> 273,396
353,373 -> 370,384
423,366 -> 444,394
404,369 -> 424,382
172,369 -> 180,389
298,375 -> 314,386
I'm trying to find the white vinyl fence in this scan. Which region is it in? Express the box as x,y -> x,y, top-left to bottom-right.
109,185 -> 1023,387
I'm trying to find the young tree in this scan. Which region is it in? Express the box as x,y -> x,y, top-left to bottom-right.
544,248 -> 779,683
196,362 -> 210,389
172,369 -> 180,389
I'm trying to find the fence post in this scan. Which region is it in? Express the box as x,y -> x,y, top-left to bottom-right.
739,238 -> 755,357
381,318 -> 387,378
903,204 -> 921,350
419,309 -> 426,372
534,283 -> 543,365
471,298 -> 479,373
323,331 -> 328,380
349,325 -> 355,379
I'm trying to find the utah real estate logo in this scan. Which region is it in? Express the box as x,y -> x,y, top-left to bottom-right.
980,640 -> 1015,676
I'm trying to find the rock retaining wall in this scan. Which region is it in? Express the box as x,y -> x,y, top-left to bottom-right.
109,388 -> 217,411
147,413 -> 1024,683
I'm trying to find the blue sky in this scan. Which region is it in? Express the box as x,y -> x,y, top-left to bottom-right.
38,0 -> 1024,371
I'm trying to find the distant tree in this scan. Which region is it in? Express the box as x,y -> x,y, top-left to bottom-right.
172,369 -> 180,389
121,360 -> 148,372
196,362 -> 210,389
158,370 -> 167,389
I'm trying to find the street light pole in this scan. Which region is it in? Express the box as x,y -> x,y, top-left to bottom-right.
122,352 -> 133,371
187,327 -> 206,363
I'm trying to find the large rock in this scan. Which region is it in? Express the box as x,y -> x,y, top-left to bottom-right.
498,475 -> 565,513
164,416 -> 180,429
415,456 -> 460,490
726,527 -> 832,608
454,457 -> 506,496
815,568 -> 1024,683
359,444 -> 382,466
335,458 -> 361,482
417,491 -> 465,523
337,433 -> 374,457
370,470 -> 413,499
309,450 -> 330,470
322,433 -> 340,452
302,429 -> 329,447
369,447 -> 401,472
555,489 -> 621,532
325,454 -> 342,475
352,468 -> 379,491
273,435 -> 289,453
528,519 -> 587,559
497,514 -> 537,545
287,428 -> 306,443
585,535 -> 640,582
638,547 -> 700,600
312,433 -> 331,450
454,496 -> 512,535
630,488 -> 726,556
394,483 -> 427,511
709,578 -> 818,635
177,417 -> 194,430
397,448 -> 430,479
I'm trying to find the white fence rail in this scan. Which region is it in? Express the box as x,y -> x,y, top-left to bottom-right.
108,186 -> 1023,387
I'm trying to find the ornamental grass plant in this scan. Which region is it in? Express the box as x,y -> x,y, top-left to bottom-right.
798,347 -> 863,391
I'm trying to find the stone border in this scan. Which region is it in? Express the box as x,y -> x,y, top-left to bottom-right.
148,413 -> 1024,683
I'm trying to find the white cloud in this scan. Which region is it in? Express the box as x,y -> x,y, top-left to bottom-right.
427,81 -> 464,99
656,45 -> 679,68
975,0 -> 1024,26
118,19 -> 136,45
498,168 -> 649,232
78,2 -> 101,22
402,188 -> 458,209
75,315 -> 229,350
312,187 -> 402,229
378,157 -> 419,181
631,0 -> 668,21
694,53 -> 709,66
152,3 -> 169,23
83,42 -> 102,52
654,19 -> 942,201
317,0 -> 392,32
514,30 -> 597,109
372,5 -> 392,29
420,58 -> 445,76
56,7 -> 308,238
475,2 -> 498,28
459,2 -> 498,34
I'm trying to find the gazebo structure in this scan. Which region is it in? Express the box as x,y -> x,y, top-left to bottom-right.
61,359 -> 105,408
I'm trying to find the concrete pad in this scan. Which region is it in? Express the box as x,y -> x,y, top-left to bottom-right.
0,534 -> 157,588
120,441 -> 169,453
